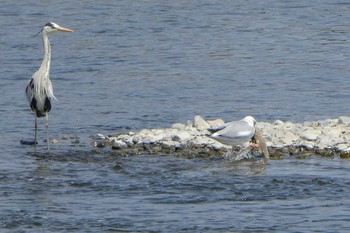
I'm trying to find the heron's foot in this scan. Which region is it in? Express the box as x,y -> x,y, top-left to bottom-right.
20,139 -> 38,146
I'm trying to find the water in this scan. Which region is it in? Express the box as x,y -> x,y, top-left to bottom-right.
1,0 -> 350,232
1,154 -> 350,232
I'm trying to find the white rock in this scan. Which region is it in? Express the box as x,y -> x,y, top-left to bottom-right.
338,116 -> 350,126
194,115 -> 211,131
171,123 -> 186,130
117,134 -> 134,145
322,126 -> 342,138
211,142 -> 230,150
335,143 -> 349,151
172,131 -> 192,143
191,136 -> 213,146
51,138 -> 59,144
273,120 -> 284,125
207,119 -> 225,128
185,120 -> 193,128
182,127 -> 199,136
279,131 -> 298,145
318,133 -> 343,147
265,141 -> 273,147
162,135 -> 173,141
256,122 -> 271,129
132,129 -> 160,143
269,130 -> 287,146
342,134 -> 350,141
301,129 -> 322,141
303,121 -> 315,127
283,122 -> 295,130
303,141 -> 316,149
107,136 -> 117,142
161,140 -> 181,148
112,140 -> 128,149
150,131 -> 169,142
317,119 -> 337,127
96,133 -> 106,139
139,129 -> 152,136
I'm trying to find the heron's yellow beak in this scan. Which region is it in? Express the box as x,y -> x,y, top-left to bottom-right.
57,26 -> 73,32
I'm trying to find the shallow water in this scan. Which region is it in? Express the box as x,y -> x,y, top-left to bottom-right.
1,0 -> 350,232
1,152 -> 350,232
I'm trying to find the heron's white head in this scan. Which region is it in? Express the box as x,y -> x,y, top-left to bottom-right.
243,116 -> 256,127
42,22 -> 73,34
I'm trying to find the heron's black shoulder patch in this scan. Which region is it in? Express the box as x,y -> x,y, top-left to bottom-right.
44,97 -> 51,113
30,97 -> 37,112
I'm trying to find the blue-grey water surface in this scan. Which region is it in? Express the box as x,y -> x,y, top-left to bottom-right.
1,0 -> 350,232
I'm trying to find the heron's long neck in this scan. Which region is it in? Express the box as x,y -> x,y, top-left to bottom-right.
38,32 -> 51,78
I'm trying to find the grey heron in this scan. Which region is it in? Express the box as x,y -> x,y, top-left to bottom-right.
25,22 -> 73,149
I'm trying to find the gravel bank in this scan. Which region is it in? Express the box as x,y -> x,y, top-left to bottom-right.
91,115 -> 350,159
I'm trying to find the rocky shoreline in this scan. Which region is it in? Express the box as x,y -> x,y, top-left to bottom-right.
91,115 -> 350,159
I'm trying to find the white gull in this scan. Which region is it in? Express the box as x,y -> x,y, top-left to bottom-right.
208,116 -> 256,147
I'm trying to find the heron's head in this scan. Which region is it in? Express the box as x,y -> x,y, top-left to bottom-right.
43,22 -> 73,34
243,116 -> 256,127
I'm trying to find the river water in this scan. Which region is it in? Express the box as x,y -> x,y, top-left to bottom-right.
1,0 -> 350,232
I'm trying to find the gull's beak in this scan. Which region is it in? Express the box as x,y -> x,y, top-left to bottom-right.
56,25 -> 73,32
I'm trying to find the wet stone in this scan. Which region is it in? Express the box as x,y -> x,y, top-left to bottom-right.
112,140 -> 128,150
51,139 -> 59,144
61,135 -> 70,140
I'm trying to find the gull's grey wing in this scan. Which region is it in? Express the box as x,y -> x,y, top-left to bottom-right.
208,118 -> 256,146
207,122 -> 231,133
212,120 -> 254,138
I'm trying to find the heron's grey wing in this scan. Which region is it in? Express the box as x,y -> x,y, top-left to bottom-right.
214,120 -> 255,138
25,78 -> 34,103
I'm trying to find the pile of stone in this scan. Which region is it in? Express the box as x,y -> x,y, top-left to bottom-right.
92,116 -> 234,158
259,116 -> 350,151
91,115 -> 350,159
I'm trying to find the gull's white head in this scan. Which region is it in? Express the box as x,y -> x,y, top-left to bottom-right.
243,116 -> 256,127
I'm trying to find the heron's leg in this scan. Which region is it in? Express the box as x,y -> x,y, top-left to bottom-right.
46,112 -> 49,150
34,114 -> 38,149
